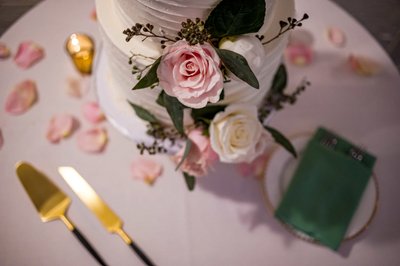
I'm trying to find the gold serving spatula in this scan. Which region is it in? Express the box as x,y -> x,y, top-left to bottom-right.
15,162 -> 108,266
58,166 -> 156,266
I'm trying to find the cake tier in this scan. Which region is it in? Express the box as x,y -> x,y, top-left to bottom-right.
96,0 -> 294,125
115,0 -> 277,38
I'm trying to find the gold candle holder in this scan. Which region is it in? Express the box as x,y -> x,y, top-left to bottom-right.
65,33 -> 95,75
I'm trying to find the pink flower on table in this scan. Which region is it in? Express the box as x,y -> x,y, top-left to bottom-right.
0,43 -> 11,59
285,43 -> 313,66
77,127 -> 108,153
326,27 -> 346,47
157,40 -> 223,109
90,9 -> 97,21
348,54 -> 379,76
174,129 -> 218,177
46,114 -> 77,143
4,80 -> 37,115
131,157 -> 163,185
82,102 -> 105,124
14,41 -> 44,69
66,76 -> 90,98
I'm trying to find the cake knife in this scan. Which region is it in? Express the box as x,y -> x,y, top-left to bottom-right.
58,166 -> 156,266
15,162 -> 108,266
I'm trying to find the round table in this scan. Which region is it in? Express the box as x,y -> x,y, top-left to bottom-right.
1,0 -> 400,265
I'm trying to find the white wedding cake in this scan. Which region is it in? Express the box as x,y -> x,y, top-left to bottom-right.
95,0 -> 295,126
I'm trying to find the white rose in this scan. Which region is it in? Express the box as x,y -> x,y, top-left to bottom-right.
219,35 -> 265,78
209,104 -> 271,163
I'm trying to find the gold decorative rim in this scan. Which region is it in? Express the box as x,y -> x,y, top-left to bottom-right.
260,134 -> 379,245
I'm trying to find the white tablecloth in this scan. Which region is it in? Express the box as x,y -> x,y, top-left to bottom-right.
1,0 -> 400,265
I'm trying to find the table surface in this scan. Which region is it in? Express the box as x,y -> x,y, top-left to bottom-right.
1,0 -> 400,266
1,0 -> 399,70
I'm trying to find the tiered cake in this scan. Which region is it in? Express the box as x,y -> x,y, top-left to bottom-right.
95,0 -> 295,126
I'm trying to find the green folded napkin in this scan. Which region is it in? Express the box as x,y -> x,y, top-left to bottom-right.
275,127 -> 376,250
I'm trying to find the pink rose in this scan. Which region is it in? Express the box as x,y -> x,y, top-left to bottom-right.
174,129 -> 218,177
157,40 -> 223,109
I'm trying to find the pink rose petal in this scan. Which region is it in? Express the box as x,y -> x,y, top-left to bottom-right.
0,43 -> 11,59
348,54 -> 379,76
237,152 -> 269,179
4,80 -> 37,115
0,129 -> 3,150
14,41 -> 44,69
90,9 -> 97,21
131,157 -> 163,185
285,43 -> 313,66
82,102 -> 105,124
326,27 -> 346,47
46,114 -> 76,143
66,76 -> 89,98
77,127 -> 108,153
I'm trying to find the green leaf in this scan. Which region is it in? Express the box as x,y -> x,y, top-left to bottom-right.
216,49 -> 259,89
191,105 -> 226,122
219,89 -> 225,101
156,91 -> 166,107
271,64 -> 287,93
128,101 -> 159,123
183,172 -> 196,191
163,93 -> 185,135
205,0 -> 266,38
264,126 -> 297,158
176,139 -> 193,171
133,57 -> 161,90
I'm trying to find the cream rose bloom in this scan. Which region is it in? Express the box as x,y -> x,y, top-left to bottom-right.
209,104 -> 272,163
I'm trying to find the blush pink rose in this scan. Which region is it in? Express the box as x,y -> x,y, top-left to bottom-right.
174,129 -> 218,177
157,40 -> 223,109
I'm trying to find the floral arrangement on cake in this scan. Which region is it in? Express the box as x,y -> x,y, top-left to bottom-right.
122,0 -> 309,190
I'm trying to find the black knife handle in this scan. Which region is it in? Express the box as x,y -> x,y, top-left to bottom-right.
129,241 -> 156,266
72,227 -> 109,266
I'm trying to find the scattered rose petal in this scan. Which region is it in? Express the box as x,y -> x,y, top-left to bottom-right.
286,43 -> 313,66
237,152 -> 269,179
14,41 -> 44,69
326,27 -> 346,47
90,9 -> 97,21
0,43 -> 11,59
46,114 -> 76,143
0,129 -> 3,150
82,102 -> 105,124
4,80 -> 37,115
77,127 -> 107,153
66,76 -> 89,98
348,54 -> 380,76
131,157 -> 163,185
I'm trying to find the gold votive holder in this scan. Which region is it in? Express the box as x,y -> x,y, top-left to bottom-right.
65,33 -> 95,75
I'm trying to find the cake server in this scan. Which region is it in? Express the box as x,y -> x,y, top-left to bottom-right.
58,166 -> 156,266
15,162 -> 108,266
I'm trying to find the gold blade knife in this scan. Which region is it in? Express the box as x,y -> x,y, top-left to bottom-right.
15,162 -> 108,266
58,166 -> 156,266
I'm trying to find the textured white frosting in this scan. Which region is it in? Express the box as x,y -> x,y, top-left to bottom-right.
95,0 -> 295,125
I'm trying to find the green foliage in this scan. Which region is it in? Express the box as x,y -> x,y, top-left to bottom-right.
205,0 -> 266,38
216,49 -> 259,89
132,57 -> 161,90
